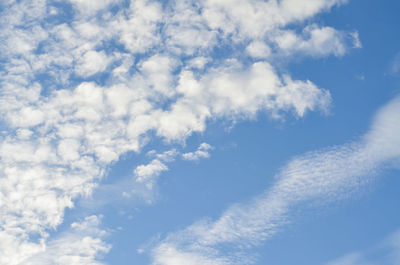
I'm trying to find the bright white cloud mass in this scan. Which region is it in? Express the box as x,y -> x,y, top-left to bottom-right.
0,0 -> 396,264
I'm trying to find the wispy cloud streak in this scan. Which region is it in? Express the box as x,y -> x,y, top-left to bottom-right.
325,228 -> 400,265
150,96 -> 400,265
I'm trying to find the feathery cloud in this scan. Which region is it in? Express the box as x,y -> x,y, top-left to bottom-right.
150,96 -> 400,265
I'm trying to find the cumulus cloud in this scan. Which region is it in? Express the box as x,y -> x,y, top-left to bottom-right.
272,25 -> 360,57
0,215 -> 109,265
75,50 -> 112,77
0,0 -> 360,263
182,143 -> 213,161
135,160 -> 169,184
68,0 -> 120,15
149,96 -> 400,265
25,215 -> 110,265
134,149 -> 178,189
246,41 -> 271,59
134,144 -> 214,190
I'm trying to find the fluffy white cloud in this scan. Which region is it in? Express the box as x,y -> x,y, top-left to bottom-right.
69,0 -> 120,15
273,25 -> 359,57
135,160 -> 169,186
25,215 -> 110,265
246,41 -> 271,59
279,0 -> 348,22
111,0 -> 163,54
182,143 -> 213,161
75,50 -> 111,77
0,0 -> 360,263
149,96 -> 400,265
134,144 -> 214,190
0,214 -> 109,265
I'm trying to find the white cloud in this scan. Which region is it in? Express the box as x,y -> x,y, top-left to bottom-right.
351,31 -> 362,48
279,0 -> 348,22
133,143 -> 212,190
152,244 -> 231,265
75,50 -> 111,77
111,0 -> 163,54
182,143 -> 213,161
135,160 -> 169,185
173,61 -> 331,126
186,57 -> 210,70
25,215 -> 110,265
87,144 -> 214,208
139,54 -> 178,97
201,0 -> 346,40
0,0 -> 360,262
134,149 -> 178,190
163,0 -> 217,55
0,215 -> 109,265
149,96 -> 400,265
9,106 -> 45,128
273,25 -> 360,57
246,41 -> 271,59
57,139 -> 81,162
69,0 -> 120,15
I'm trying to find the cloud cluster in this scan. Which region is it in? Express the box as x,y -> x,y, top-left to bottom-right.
0,0 -> 359,263
150,96 -> 400,265
25,215 -> 110,265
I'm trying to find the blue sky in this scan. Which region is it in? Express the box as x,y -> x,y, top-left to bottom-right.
0,0 -> 400,264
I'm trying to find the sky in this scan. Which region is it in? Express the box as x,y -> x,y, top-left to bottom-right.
0,0 -> 399,264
